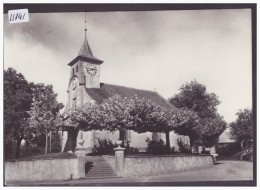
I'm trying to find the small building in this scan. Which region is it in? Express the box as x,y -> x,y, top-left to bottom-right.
61,27 -> 183,153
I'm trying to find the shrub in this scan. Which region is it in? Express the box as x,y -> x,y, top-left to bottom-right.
177,138 -> 191,154
241,146 -> 253,161
4,139 -> 16,160
92,139 -> 116,155
49,131 -> 62,153
91,139 -> 140,156
19,131 -> 62,158
124,143 -> 139,155
20,140 -> 45,158
215,142 -> 241,156
146,138 -> 175,155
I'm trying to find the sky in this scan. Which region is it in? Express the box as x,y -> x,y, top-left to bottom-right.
4,9 -> 252,141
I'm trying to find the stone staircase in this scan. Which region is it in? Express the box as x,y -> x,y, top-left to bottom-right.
85,156 -> 119,179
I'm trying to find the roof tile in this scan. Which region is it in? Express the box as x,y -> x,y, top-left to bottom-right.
85,83 -> 174,110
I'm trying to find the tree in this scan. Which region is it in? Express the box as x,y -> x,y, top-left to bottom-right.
70,95 -> 135,149
28,84 -> 64,154
169,80 -> 226,148
229,108 -> 253,143
49,131 -> 62,153
169,80 -> 220,118
71,95 -> 191,150
128,96 -> 194,149
4,68 -> 33,158
63,101 -> 104,152
194,115 -> 227,147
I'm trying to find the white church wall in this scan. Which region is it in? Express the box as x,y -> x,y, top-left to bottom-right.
130,131 -> 153,151
61,131 -> 68,152
170,132 -> 180,149
80,131 -> 95,153
152,132 -> 181,149
93,130 -> 119,145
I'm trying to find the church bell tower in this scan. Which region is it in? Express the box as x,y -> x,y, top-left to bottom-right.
68,35 -> 103,89
66,15 -> 103,111
62,14 -> 104,153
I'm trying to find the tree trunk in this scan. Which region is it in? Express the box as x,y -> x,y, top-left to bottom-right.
15,137 -> 22,158
50,131 -> 52,153
45,131 -> 48,154
189,136 -> 194,153
119,129 -> 125,147
165,131 -> 170,150
63,128 -> 79,153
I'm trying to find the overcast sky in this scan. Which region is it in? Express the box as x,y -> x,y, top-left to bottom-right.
4,9 -> 252,141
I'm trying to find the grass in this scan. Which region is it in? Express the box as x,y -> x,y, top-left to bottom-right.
6,152 -> 77,162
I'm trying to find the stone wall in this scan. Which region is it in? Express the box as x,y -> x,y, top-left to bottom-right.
123,155 -> 213,177
5,158 -> 79,182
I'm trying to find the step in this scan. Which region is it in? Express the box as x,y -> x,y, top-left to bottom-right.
88,168 -> 114,171
86,170 -> 116,174
87,165 -> 111,168
88,168 -> 114,172
85,173 -> 118,176
84,176 -> 121,179
86,170 -> 115,174
92,164 -> 111,169
91,163 -> 111,166
85,175 -> 119,178
85,174 -> 117,177
86,162 -> 109,164
84,156 -> 118,179
88,160 -> 109,163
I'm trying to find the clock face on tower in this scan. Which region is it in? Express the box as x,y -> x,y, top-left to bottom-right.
86,63 -> 97,76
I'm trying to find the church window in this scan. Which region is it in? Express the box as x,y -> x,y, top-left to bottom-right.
72,68 -> 75,75
72,98 -> 76,109
76,65 -> 78,73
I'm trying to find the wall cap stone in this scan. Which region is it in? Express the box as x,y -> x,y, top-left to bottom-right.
125,154 -> 212,158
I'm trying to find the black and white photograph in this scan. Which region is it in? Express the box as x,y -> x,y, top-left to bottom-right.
3,3 -> 256,186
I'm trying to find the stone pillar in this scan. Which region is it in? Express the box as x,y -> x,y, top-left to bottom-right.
114,140 -> 125,177
76,130 -> 86,179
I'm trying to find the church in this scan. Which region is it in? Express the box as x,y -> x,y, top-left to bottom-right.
61,24 -> 187,153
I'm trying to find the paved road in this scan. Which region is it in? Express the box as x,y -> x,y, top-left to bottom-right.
7,160 -> 253,186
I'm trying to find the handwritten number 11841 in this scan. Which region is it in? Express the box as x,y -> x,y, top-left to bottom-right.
9,13 -> 26,22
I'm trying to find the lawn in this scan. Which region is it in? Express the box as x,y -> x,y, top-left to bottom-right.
6,152 -> 77,162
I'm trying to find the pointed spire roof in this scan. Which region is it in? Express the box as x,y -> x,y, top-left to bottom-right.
78,37 -> 93,57
77,37 -> 103,63
68,16 -> 103,66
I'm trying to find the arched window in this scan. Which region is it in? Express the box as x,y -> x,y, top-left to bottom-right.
76,65 -> 78,73
72,68 -> 75,75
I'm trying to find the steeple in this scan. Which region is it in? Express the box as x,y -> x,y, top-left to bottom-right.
68,14 -> 103,66
77,36 -> 98,61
